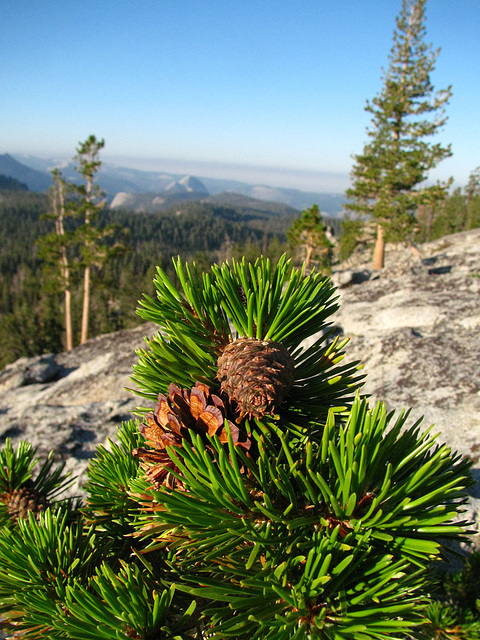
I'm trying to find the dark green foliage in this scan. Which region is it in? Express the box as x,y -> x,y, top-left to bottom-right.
0,175 -> 29,191
0,286 -> 64,366
0,189 -> 292,368
0,436 -> 198,640
82,419 -> 144,540
103,200 -> 292,264
0,439 -> 75,527
0,191 -> 50,282
433,551 -> 480,625
0,510 -> 104,636
338,216 -> 365,261
346,0 -> 452,266
429,188 -> 467,241
413,551 -> 480,639
416,166 -> 480,242
288,204 -> 333,271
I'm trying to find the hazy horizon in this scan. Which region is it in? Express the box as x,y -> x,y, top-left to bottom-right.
13,149 -> 467,197
10,151 -> 350,194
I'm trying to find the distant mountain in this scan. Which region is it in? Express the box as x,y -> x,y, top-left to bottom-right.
0,174 -> 29,191
10,154 -> 346,215
110,190 -> 300,218
223,184 -> 345,216
0,154 -> 52,192
178,175 -> 209,194
196,177 -> 346,214
110,188 -> 210,213
205,192 -> 299,217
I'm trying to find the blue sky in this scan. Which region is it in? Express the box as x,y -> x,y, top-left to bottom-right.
2,1 -> 479,192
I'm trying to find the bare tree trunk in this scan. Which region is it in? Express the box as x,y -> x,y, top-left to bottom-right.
80,174 -> 93,345
76,135 -> 105,344
305,244 -> 313,270
81,264 -> 90,345
64,286 -> 73,351
54,173 -> 73,350
60,244 -> 73,350
373,224 -> 385,270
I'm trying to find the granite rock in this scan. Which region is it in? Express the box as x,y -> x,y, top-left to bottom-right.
331,229 -> 480,545
0,322 -> 158,496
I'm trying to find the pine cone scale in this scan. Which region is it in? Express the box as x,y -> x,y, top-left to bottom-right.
217,338 -> 295,419
134,382 -> 252,489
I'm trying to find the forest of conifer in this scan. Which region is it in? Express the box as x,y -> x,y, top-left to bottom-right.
0,189 -> 298,367
1,175 -> 479,369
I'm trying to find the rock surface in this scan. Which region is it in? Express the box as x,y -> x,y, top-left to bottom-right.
0,229 -> 479,541
0,322 -> 158,496
331,229 -> 480,545
331,229 -> 480,468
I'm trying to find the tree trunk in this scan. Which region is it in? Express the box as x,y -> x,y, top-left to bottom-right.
64,287 -> 73,351
373,224 -> 385,270
55,174 -> 73,350
60,247 -> 73,350
305,244 -> 313,270
80,264 -> 90,344
81,173 -> 93,345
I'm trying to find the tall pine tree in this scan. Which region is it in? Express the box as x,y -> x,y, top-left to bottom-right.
73,135 -> 107,344
36,136 -> 127,348
346,0 -> 452,269
37,169 -> 74,351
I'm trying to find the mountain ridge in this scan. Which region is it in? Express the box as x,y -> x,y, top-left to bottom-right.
0,154 -> 52,192
3,153 -> 347,215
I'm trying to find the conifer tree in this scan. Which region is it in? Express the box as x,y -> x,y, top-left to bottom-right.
37,169 -> 74,350
287,204 -> 332,271
346,0 -> 452,269
74,135 -> 106,344
464,166 -> 480,231
37,136 -> 127,348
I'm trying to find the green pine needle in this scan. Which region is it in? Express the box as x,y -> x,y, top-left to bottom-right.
131,255 -> 363,429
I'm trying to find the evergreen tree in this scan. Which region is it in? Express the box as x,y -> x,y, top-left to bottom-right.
73,135 -> 107,344
287,204 -> 332,271
338,216 -> 365,262
37,169 -> 74,350
416,166 -> 480,242
346,0 -> 452,269
34,137 -> 127,350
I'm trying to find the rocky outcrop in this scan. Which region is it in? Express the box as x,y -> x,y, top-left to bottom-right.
331,229 -> 480,462
331,229 -> 480,544
0,229 -> 479,539
0,323 -> 158,496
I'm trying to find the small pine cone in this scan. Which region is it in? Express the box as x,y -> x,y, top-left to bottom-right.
2,484 -> 48,523
133,382 -> 251,489
217,337 -> 295,420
